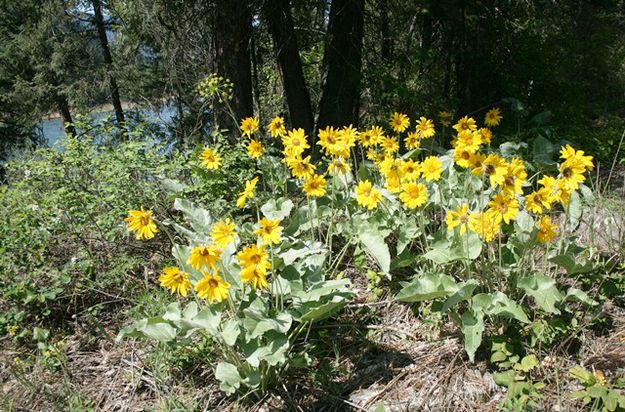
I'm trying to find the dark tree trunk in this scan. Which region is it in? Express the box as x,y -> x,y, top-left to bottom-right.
92,0 -> 126,132
213,0 -> 254,138
380,0 -> 392,60
56,94 -> 76,137
263,0 -> 314,135
316,0 -> 365,130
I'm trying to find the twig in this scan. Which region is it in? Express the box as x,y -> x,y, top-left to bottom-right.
604,127 -> 625,195
347,300 -> 394,309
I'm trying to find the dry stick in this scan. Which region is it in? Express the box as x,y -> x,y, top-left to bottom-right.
603,128 -> 625,195
363,369 -> 410,409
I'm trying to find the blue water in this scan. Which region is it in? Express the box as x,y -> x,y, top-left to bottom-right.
40,103 -> 177,147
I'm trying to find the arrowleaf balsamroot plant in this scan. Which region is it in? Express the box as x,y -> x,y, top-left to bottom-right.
119,80 -> 598,397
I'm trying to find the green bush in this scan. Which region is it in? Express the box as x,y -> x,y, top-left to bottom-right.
0,123 -> 254,339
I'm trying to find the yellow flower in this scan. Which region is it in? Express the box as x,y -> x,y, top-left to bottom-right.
399,182 -> 428,209
287,155 -> 316,179
236,176 -> 259,208
381,136 -> 400,155
558,161 -> 586,192
390,112 -> 410,133
211,218 -> 236,248
125,207 -> 159,240
159,266 -> 192,297
536,215 -> 557,244
401,159 -> 421,181
359,127 -> 382,147
317,126 -> 341,155
468,210 -> 501,242
488,193 -> 519,224
478,128 -> 493,144
366,147 -> 382,163
240,117 -> 259,137
475,154 -> 507,188
379,156 -> 404,184
454,148 -> 473,168
453,116 -> 477,133
247,139 -> 264,159
454,129 -> 482,153
438,111 -> 452,127
283,128 -> 310,156
446,204 -> 469,235
268,116 -> 286,137
356,180 -> 382,209
195,270 -> 231,303
501,158 -> 527,196
240,265 -> 269,291
559,144 -> 594,171
484,107 -> 502,127
201,147 -> 221,170
255,217 -> 283,245
188,244 -> 222,270
416,116 -> 435,138
328,157 -> 351,176
237,244 -> 271,270
524,188 -> 553,214
237,244 -> 271,285
421,156 -> 443,181
303,173 -> 327,197
367,126 -> 385,145
405,131 -> 421,150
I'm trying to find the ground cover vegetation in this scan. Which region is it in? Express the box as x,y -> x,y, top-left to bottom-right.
2,0 -> 625,411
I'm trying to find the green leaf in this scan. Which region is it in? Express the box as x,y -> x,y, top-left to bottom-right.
358,228 -> 391,273
479,292 -> 530,323
396,273 -> 459,302
515,355 -> 539,372
461,310 -> 484,362
550,249 -> 594,275
279,241 -> 326,266
565,287 -> 597,306
242,332 -> 289,367
567,191 -> 583,230
424,231 -> 482,263
33,327 -> 50,342
117,317 -> 178,343
532,135 -> 555,164
493,370 -> 516,387
261,197 -> 294,221
517,274 -> 563,314
296,294 -> 350,322
220,319 -> 240,346
215,362 -> 242,395
173,198 -> 213,233
243,310 -> 292,340
441,280 -> 478,313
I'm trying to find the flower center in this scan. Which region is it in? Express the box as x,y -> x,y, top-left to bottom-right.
208,278 -> 219,288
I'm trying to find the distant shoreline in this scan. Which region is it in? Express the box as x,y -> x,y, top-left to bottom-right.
44,99 -> 168,120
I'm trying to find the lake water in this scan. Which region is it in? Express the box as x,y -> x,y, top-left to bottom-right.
40,103 -> 177,147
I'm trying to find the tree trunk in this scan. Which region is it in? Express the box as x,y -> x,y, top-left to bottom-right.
92,0 -> 126,132
213,0 -> 253,138
263,0 -> 314,135
56,93 -> 76,137
380,0 -> 391,60
316,0 -> 365,130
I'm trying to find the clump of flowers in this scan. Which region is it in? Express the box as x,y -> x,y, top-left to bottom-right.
121,101 -> 597,396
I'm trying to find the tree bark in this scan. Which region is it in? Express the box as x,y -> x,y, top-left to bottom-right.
316,0 -> 365,130
56,94 -> 76,137
92,0 -> 126,132
213,0 -> 254,138
263,0 -> 314,135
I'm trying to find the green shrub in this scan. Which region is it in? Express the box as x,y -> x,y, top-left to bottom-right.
0,122 -> 253,339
